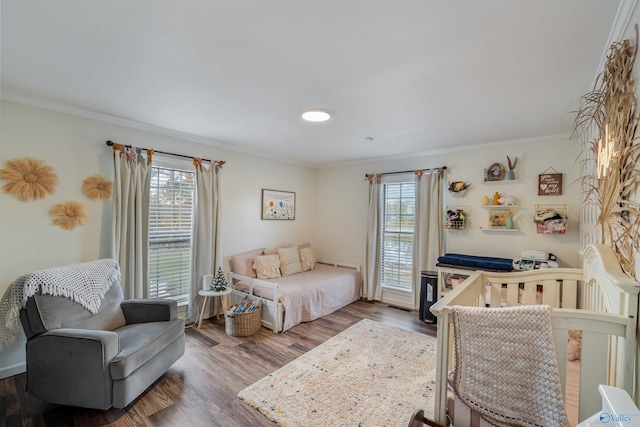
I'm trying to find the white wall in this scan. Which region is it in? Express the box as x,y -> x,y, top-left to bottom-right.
315,136 -> 582,273
0,100 -> 318,378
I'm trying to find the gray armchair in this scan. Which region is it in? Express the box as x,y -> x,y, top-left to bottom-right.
19,272 -> 185,410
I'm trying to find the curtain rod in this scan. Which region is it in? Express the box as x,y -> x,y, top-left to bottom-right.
106,140 -> 224,164
364,166 -> 447,178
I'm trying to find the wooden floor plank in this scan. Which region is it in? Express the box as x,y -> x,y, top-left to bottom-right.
0,300 -> 435,426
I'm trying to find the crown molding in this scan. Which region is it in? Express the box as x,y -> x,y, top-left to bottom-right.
320,134 -> 572,170
1,93 -> 313,168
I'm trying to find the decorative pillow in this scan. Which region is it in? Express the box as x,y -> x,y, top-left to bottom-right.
299,247 -> 317,272
253,254 -> 282,280
265,244 -> 292,255
231,248 -> 265,278
279,246 -> 302,276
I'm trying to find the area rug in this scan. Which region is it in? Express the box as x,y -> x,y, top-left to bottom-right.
238,319 -> 437,426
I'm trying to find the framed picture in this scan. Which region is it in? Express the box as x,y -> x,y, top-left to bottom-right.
261,189 -> 296,220
487,162 -> 505,181
488,209 -> 510,228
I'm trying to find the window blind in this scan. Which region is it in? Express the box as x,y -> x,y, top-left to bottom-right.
381,180 -> 415,290
148,166 -> 195,303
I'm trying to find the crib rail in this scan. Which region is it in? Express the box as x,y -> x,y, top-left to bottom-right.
429,244 -> 640,425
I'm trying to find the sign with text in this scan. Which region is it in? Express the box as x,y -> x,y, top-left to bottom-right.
538,173 -> 562,195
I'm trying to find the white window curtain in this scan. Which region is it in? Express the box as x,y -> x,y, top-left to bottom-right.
364,174 -> 382,301
112,145 -> 152,299
188,159 -> 223,323
412,170 -> 444,308
364,169 -> 444,305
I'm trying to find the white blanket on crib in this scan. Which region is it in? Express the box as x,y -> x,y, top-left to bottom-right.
452,305 -> 568,427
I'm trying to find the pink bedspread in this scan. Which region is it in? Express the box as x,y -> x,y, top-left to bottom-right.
235,263 -> 361,331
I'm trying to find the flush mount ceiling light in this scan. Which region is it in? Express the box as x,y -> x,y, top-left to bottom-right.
301,109 -> 331,122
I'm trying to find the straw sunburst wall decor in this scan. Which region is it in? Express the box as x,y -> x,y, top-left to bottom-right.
573,27 -> 640,277
82,173 -> 113,200
0,157 -> 59,201
50,201 -> 89,230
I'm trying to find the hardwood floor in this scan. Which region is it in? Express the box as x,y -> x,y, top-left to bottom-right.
0,300 -> 437,427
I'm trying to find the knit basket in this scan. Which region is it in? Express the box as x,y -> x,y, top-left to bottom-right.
225,305 -> 262,337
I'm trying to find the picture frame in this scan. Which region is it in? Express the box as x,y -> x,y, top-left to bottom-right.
261,189 -> 296,220
488,209 -> 510,228
487,162 -> 505,181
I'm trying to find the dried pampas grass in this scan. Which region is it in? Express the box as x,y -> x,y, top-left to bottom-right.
0,157 -> 59,201
82,173 -> 113,200
50,201 -> 88,230
573,30 -> 640,277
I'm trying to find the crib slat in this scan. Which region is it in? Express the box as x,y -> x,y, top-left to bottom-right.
562,279 -> 578,309
490,282 -> 501,307
521,281 -> 536,305
541,279 -> 557,307
505,284 -> 518,306
579,330 -> 609,421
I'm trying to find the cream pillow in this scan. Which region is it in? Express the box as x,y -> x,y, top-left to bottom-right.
278,246 -> 302,276
253,254 -> 282,280
299,247 -> 317,272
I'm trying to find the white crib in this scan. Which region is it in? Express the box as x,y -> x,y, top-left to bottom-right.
430,244 -> 640,426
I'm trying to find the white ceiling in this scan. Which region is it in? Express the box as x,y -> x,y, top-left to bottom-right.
0,1 -> 627,168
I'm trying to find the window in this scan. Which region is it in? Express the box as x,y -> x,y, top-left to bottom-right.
148,165 -> 195,304
381,179 -> 415,290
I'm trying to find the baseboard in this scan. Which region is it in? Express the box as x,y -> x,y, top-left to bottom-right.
0,361 -> 26,380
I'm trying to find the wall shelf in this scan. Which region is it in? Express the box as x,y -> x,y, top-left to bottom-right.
482,205 -> 519,210
479,227 -> 519,232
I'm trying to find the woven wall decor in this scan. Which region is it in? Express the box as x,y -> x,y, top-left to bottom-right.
0,157 -> 59,201
82,173 -> 113,200
50,201 -> 88,230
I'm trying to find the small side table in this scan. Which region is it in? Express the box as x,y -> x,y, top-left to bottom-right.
198,288 -> 232,329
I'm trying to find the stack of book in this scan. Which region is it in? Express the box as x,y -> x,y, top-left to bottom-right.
230,296 -> 262,313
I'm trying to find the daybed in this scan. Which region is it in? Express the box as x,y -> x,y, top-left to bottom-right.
424,244 -> 639,426
224,245 -> 361,332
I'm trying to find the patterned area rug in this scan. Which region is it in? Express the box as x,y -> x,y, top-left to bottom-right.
238,319 -> 437,426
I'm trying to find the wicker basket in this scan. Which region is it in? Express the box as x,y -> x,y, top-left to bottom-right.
225,305 -> 262,337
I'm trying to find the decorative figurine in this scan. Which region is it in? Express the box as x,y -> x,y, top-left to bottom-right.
211,267 -> 228,292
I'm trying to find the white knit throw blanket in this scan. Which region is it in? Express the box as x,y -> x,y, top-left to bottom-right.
0,259 -> 120,351
452,305 -> 568,427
